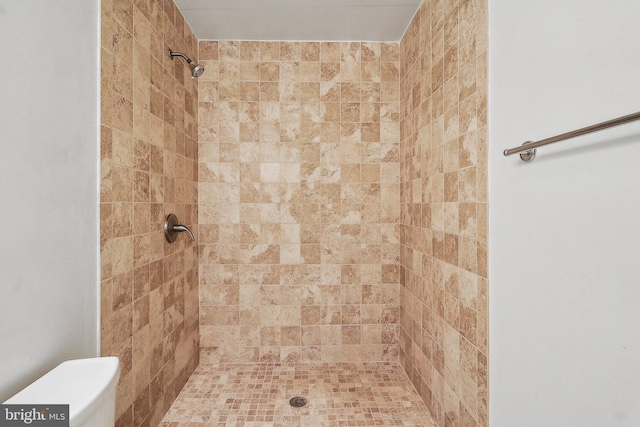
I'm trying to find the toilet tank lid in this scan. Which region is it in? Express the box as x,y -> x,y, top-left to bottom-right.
4,357 -> 120,422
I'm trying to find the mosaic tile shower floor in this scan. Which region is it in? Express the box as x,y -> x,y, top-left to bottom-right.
160,361 -> 436,426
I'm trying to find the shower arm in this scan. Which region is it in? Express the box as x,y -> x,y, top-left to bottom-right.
169,49 -> 193,64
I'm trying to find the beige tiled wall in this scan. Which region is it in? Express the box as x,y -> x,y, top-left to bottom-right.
398,1 -> 489,426
197,40 -> 402,363
98,0 -> 488,423
100,0 -> 199,425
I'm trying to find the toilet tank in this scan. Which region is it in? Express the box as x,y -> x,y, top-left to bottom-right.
4,357 -> 120,427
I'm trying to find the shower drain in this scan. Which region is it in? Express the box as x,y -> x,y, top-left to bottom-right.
289,396 -> 308,408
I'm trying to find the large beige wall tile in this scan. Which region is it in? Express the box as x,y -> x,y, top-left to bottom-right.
198,40 -> 401,364
399,1 -> 488,426
100,0 -> 199,426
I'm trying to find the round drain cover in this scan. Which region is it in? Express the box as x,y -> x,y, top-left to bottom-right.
289,396 -> 308,408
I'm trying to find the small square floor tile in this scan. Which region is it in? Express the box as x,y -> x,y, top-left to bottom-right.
160,361 -> 435,426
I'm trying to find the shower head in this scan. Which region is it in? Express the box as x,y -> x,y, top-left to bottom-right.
169,49 -> 205,78
190,63 -> 205,78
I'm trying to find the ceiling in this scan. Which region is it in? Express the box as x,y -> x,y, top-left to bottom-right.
174,0 -> 422,42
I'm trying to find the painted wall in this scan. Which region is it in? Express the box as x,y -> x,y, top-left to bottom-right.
0,0 -> 100,402
489,1 -> 640,425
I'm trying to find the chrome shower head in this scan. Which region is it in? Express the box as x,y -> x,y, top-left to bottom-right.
190,63 -> 205,78
169,49 -> 205,78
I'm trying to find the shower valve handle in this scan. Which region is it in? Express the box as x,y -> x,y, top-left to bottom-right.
171,224 -> 195,241
164,214 -> 195,243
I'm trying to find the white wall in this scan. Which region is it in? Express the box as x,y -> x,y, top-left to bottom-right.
489,1 -> 640,426
0,1 -> 100,401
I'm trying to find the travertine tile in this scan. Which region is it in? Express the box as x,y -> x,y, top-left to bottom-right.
161,361 -> 436,426
101,1 -> 199,426
198,40 -> 401,366
398,1 -> 488,427
101,2 -> 489,427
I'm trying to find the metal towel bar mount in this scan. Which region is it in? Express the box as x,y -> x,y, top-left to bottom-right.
503,111 -> 640,162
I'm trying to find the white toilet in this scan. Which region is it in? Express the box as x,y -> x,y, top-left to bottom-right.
4,357 -> 120,427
